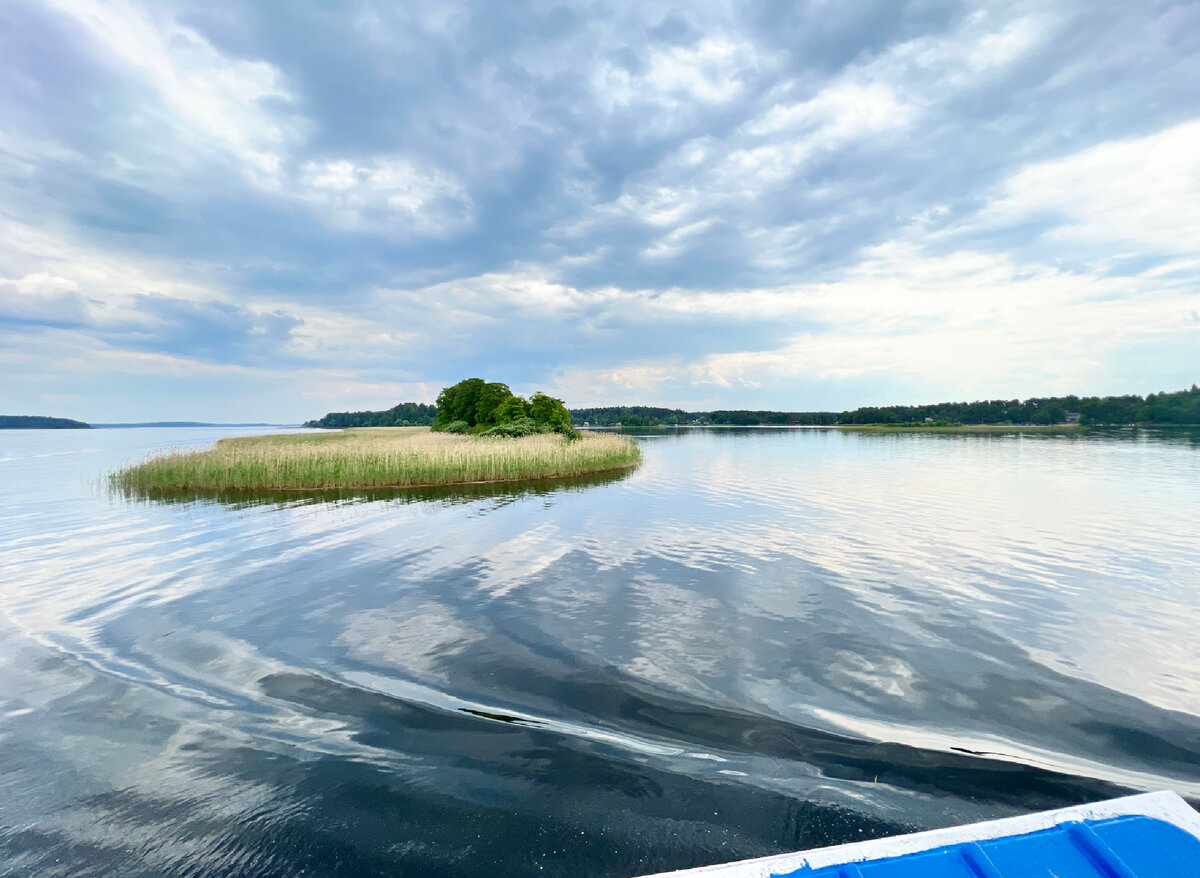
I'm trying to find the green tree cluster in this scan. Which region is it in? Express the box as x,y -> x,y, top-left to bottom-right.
433,379 -> 578,438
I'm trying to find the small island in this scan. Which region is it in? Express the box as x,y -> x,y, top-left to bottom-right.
111,379 -> 640,494
0,415 -> 91,429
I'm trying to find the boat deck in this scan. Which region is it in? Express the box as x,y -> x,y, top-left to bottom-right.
643,791 -> 1200,877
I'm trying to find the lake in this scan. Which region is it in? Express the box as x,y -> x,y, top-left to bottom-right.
1,426 -> 1198,876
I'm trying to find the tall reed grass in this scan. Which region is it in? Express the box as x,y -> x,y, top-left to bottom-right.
111,428 -> 640,493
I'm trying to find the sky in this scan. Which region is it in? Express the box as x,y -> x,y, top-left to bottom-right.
2,0 -> 1199,423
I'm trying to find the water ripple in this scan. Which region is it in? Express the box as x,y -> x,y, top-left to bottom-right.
1,426 -> 1198,875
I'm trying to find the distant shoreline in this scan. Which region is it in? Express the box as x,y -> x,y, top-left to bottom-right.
833,423 -> 1087,434
0,415 -> 91,429
591,422 -> 1093,432
0,417 -> 297,429
92,422 -> 291,428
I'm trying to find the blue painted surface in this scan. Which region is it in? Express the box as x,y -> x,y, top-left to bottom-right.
774,815 -> 1200,878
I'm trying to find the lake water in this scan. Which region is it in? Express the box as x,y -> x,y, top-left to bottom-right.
1,426 -> 1199,876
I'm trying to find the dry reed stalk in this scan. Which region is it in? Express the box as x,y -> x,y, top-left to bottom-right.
111,428 -> 639,492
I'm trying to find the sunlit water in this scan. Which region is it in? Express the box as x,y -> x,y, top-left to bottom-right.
1,426 -> 1198,876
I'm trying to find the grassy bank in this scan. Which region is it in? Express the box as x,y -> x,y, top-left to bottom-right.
111,427 -> 640,493
835,423 -> 1086,434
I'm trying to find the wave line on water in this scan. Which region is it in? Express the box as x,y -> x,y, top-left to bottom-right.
342,669 -> 727,761
808,707 -> 1200,801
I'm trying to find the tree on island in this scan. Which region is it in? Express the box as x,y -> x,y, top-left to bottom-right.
434,378 -> 577,438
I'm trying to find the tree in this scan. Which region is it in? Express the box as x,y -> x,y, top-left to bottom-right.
493,395 -> 530,424
435,378 -> 487,429
475,382 -> 516,427
529,391 -> 571,427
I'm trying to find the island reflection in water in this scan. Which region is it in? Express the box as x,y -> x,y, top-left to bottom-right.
108,464 -> 638,509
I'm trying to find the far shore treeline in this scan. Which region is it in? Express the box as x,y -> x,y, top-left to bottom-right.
305,378 -> 580,438
0,415 -> 91,429
302,402 -> 437,429
307,385 -> 1200,430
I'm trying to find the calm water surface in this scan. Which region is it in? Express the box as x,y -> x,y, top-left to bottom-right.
1,426 -> 1199,876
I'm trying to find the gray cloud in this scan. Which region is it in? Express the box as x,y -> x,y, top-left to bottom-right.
1,0 -> 1198,420
106,294 -> 303,365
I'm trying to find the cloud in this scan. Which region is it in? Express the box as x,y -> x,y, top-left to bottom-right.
297,156 -> 473,237
981,119 -> 1200,256
592,37 -> 768,115
110,294 -> 302,364
548,241 -> 1199,405
551,8 -> 1057,280
38,0 -> 305,186
745,81 -> 912,140
0,272 -> 90,326
2,0 -> 1198,420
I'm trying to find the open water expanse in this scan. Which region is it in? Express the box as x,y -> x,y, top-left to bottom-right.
1,425 -> 1199,876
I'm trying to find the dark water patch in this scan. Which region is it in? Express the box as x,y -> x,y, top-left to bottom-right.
1,699 -> 907,878
459,707 -> 543,725
258,669 -> 1134,816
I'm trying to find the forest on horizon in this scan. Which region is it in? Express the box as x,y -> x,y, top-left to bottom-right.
305,385 -> 1200,429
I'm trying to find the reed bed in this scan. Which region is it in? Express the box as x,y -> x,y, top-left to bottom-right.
111,427 -> 640,493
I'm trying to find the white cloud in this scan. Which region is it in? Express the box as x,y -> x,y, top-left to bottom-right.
685,244 -> 1196,393
551,362 -> 687,403
0,215 -> 218,321
746,82 -> 913,140
297,157 -> 473,237
642,219 -> 715,260
884,11 -> 1051,87
565,10 -> 1052,255
5,0 -> 1195,421
547,241 -> 1199,404
0,216 -> 414,371
642,38 -> 758,105
276,303 -> 423,366
591,72 -> 910,239
592,37 -> 766,114
983,118 -> 1200,255
377,269 -> 613,319
43,0 -> 304,186
0,272 -> 89,324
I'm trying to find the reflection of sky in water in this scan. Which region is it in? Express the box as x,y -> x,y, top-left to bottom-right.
2,426 -> 1200,872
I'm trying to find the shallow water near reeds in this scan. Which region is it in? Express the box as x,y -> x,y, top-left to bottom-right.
2,425 -> 1199,876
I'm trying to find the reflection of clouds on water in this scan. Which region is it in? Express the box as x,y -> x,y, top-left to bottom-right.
339,601 -> 485,682
568,431 -> 1200,721
474,523 -> 570,598
1025,597 -> 1200,716
4,424 -> 1200,866
620,576 -> 730,694
824,651 -> 916,702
